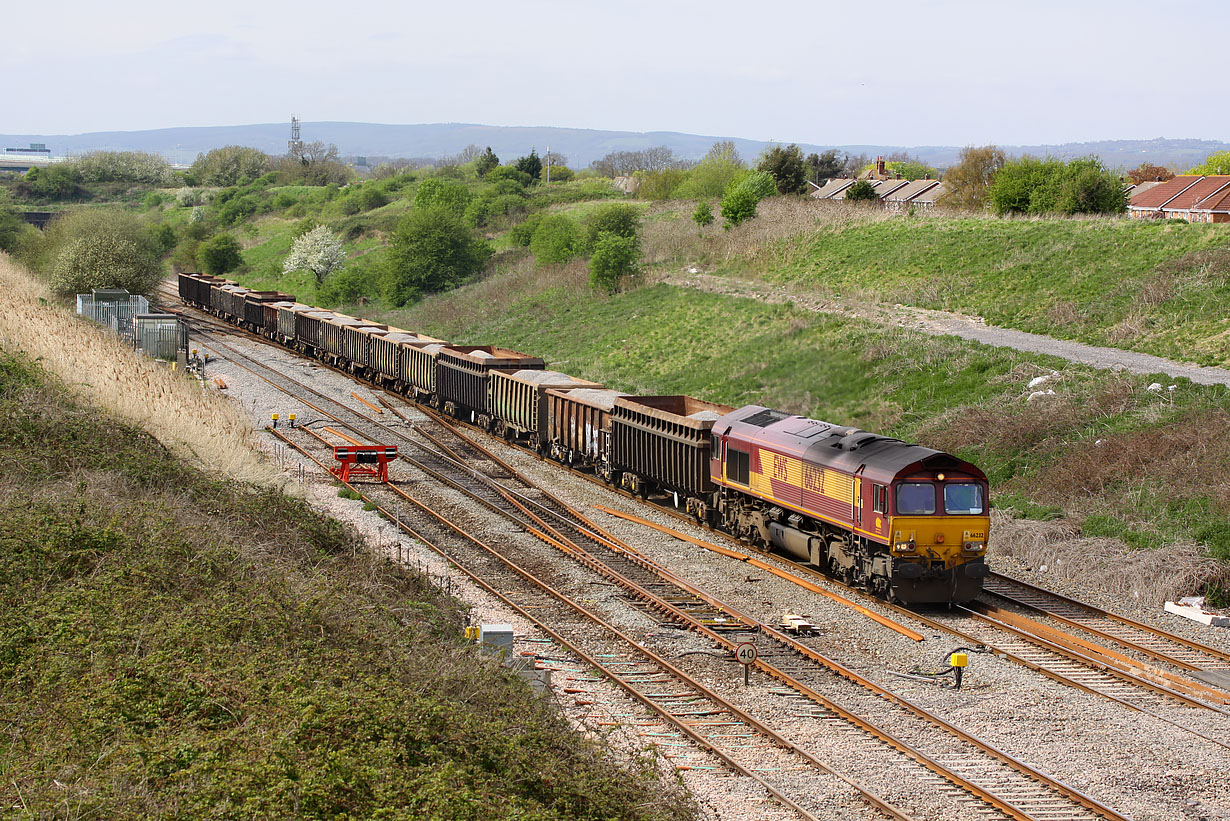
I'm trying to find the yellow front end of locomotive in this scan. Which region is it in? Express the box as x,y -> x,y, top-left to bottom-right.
887,516 -> 989,570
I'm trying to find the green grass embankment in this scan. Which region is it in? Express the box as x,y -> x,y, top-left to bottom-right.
380,272 -> 1230,593
734,215 -> 1230,367
0,349 -> 694,820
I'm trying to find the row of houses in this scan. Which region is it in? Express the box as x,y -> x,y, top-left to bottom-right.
1127,176 -> 1230,223
809,176 -> 947,211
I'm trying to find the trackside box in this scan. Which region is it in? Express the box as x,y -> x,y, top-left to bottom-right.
488,369 -> 603,445
545,388 -> 628,470
612,396 -> 734,497
437,346 -> 545,419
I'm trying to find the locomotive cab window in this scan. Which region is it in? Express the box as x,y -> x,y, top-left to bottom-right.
727,446 -> 750,485
872,484 -> 887,514
944,482 -> 984,515
896,482 -> 936,515
711,435 -> 722,456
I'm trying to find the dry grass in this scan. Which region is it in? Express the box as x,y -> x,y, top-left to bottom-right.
0,253 -> 274,484
992,510 -> 1225,604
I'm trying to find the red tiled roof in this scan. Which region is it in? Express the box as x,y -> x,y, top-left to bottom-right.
1194,186 -> 1230,213
1161,177 -> 1230,211
1128,175 -> 1202,209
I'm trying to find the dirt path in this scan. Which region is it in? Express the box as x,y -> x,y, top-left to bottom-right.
664,272 -> 1230,387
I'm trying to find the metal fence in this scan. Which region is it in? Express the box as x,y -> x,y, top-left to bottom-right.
133,315 -> 188,362
76,293 -> 150,340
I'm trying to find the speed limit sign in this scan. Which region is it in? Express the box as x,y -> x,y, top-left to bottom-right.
734,642 -> 758,665
734,642 -> 757,684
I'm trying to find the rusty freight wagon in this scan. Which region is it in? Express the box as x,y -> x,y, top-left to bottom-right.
342,323 -> 390,374
244,291 -> 294,333
208,281 -> 236,316
488,370 -> 603,450
436,346 -> 545,424
261,301 -> 296,339
218,284 -> 251,322
404,342 -> 449,404
544,388 -> 628,477
370,331 -> 448,390
293,310 -> 337,354
611,396 -> 734,512
275,303 -> 310,344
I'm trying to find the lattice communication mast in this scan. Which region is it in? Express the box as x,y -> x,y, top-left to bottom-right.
288,116 -> 303,156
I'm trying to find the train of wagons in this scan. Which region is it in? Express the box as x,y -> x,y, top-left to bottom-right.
179,272 -> 990,605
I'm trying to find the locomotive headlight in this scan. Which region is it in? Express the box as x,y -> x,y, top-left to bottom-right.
962,541 -> 986,554
894,540 -> 916,554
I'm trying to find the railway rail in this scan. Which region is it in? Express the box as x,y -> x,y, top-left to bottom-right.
182,322 -> 1137,821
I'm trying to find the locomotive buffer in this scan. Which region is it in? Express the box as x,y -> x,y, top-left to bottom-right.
331,444 -> 398,483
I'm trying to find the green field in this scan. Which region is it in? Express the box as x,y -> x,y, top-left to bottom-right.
713,214 -> 1230,367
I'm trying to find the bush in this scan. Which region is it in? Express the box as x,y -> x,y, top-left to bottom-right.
756,143 -> 807,194
190,146 -> 272,187
19,165 -> 83,201
583,203 -> 641,252
487,166 -> 533,188
507,213 -> 544,247
692,201 -> 714,233
635,169 -> 686,200
674,141 -> 744,199
589,232 -> 639,293
530,214 -> 581,263
414,177 -> 472,217
199,234 -> 244,275
0,205 -> 35,253
989,156 -> 1126,216
317,262 -> 380,306
38,210 -> 162,295
175,187 -> 199,207
142,191 -> 164,210
383,207 -> 491,306
148,223 -> 176,256
719,171 -> 777,227
71,151 -> 174,185
357,186 -> 389,211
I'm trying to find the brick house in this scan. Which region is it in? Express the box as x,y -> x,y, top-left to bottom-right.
1127,175 -> 1230,223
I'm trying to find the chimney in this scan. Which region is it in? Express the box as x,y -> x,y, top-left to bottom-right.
924,173 -> 931,180
876,156 -> 886,178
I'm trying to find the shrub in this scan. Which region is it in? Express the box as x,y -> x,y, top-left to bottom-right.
589,232 -> 639,293
720,170 -> 777,227
71,151 -> 174,185
190,146 -> 272,187
487,166 -> 533,188
0,205 -> 35,253
317,262 -> 380,306
414,177 -> 472,217
530,214 -> 581,263
583,203 -> 641,252
635,169 -> 686,200
692,201 -> 714,233
142,191 -> 164,210
199,234 -> 244,275
989,156 -> 1126,216
39,210 -> 161,295
357,186 -> 389,211
507,213 -> 544,246
756,143 -> 807,194
175,187 -> 199,207
383,207 -> 491,306
674,141 -> 744,199
148,223 -> 176,256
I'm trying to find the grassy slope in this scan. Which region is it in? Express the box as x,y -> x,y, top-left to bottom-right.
0,349 -> 693,821
376,270 -> 1230,588
730,214 -> 1230,367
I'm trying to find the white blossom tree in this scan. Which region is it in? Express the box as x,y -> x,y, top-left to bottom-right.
282,225 -> 346,284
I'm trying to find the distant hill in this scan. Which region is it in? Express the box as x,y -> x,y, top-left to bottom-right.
2,123 -> 1225,171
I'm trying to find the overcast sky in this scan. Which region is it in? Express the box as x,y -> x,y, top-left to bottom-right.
4,0 -> 1225,146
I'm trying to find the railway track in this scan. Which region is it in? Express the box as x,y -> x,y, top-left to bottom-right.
181,323 -> 1137,821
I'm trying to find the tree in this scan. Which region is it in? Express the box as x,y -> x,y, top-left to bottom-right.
674,141 -> 746,199
476,147 -> 499,177
805,150 -> 843,186
757,144 -> 807,194
19,165 -> 83,201
720,171 -> 775,228
190,146 -> 272,187
583,203 -> 641,252
589,233 -> 639,293
383,208 -> 491,306
38,210 -> 162,296
1127,163 -> 1175,184
530,215 -> 581,263
487,166 -> 533,187
844,179 -> 880,203
414,177 -> 472,217
692,201 -> 714,235
282,225 -> 346,284
199,234 -> 244,275
515,149 -> 543,181
590,146 -> 680,177
939,146 -> 1007,211
989,155 -> 1125,216
71,151 -> 174,185
1188,151 -> 1230,176
277,141 -> 352,186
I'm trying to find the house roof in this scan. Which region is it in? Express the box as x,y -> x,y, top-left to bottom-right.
1127,175 -> 1230,210
907,182 -> 946,203
873,179 -> 911,198
883,179 -> 940,202
1161,177 -> 1230,212
1194,186 -> 1230,213
810,178 -> 855,199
